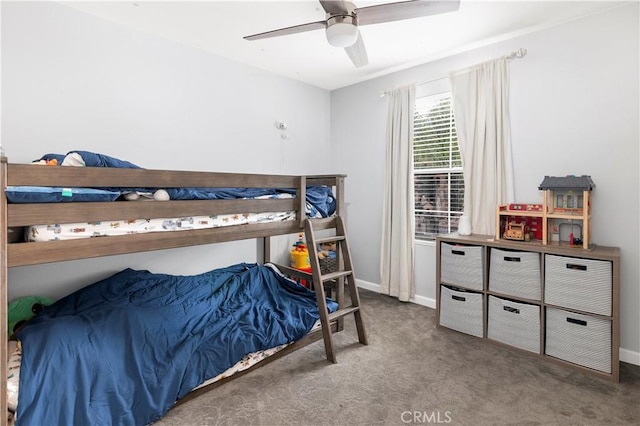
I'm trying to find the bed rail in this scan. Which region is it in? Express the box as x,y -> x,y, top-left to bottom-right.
6,163 -> 302,188
10,221 -> 302,267
8,198 -> 298,227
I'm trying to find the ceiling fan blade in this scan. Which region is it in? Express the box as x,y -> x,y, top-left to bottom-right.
356,0 -> 460,26
345,31 -> 368,68
319,1 -> 352,15
244,20 -> 327,41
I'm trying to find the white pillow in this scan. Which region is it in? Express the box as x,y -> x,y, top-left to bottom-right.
60,152 -> 85,167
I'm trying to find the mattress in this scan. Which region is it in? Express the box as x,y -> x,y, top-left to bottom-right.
26,211 -> 296,242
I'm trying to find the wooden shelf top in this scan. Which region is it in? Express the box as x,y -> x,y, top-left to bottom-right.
438,233 -> 620,260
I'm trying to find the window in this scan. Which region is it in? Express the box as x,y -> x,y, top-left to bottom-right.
414,93 -> 464,240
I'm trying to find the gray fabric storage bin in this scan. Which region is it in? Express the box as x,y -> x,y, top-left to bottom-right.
489,248 -> 541,300
440,242 -> 483,291
545,307 -> 611,373
439,285 -> 483,337
544,254 -> 612,316
488,295 -> 540,353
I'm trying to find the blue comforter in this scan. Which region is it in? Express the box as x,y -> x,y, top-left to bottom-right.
16,263 -> 337,425
32,151 -> 336,217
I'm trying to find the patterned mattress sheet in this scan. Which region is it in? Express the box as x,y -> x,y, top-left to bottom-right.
7,321 -> 322,413
26,211 -> 296,242
193,320 -> 321,391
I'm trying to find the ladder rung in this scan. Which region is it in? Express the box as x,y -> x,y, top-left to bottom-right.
316,235 -> 346,245
321,270 -> 352,282
328,306 -> 360,322
307,217 -> 336,227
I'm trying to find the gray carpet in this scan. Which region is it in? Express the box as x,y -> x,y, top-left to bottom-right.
156,289 -> 640,426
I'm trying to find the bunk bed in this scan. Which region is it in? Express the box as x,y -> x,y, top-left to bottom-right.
0,155 -> 364,425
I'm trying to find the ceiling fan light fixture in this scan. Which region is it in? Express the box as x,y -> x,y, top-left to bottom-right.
325,16 -> 358,48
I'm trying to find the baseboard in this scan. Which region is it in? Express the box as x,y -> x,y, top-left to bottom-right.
356,279 -> 639,367
620,348 -> 640,366
355,279 -> 380,294
356,280 -> 436,309
411,294 -> 436,309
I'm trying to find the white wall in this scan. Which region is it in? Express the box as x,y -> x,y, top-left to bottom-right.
1,2 -> 331,298
331,4 -> 640,360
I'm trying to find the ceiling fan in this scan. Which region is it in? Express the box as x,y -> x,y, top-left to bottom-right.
243,1 -> 461,68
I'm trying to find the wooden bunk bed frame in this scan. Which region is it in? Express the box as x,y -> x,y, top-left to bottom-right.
0,156 -> 364,423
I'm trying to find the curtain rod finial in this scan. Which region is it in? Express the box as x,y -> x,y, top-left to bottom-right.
507,48 -> 528,61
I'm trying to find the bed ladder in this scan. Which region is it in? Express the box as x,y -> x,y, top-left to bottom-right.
305,216 -> 368,363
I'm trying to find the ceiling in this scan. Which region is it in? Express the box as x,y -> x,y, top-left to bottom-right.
61,1 -> 624,91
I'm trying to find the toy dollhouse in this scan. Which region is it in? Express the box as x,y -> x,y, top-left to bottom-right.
538,175 -> 594,249
496,175 -> 595,249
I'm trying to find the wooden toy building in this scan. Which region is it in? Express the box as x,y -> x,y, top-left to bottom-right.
496,175 -> 595,249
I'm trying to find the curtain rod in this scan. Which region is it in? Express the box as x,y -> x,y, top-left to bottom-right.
379,48 -> 527,98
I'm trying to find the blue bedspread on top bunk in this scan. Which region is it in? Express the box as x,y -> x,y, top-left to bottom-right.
24,151 -> 337,217
16,263 -> 337,426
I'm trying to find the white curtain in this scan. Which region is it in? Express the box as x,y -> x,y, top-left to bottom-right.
380,85 -> 415,302
450,57 -> 515,235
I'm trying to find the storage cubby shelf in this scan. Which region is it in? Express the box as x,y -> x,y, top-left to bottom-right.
436,233 -> 620,382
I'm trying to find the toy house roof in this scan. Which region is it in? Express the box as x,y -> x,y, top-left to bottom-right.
538,175 -> 595,191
